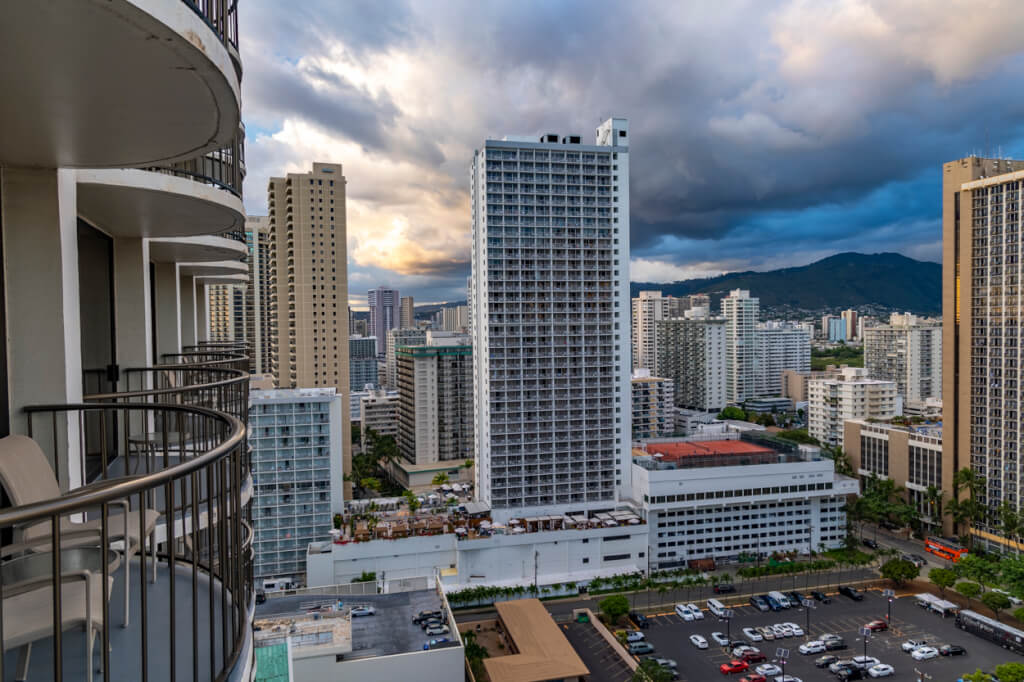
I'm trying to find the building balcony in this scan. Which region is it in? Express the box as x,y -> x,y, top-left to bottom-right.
1,400 -> 252,681
0,0 -> 241,168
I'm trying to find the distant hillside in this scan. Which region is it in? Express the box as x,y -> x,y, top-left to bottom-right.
631,252 -> 940,314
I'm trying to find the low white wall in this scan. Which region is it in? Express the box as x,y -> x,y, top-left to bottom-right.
293,644 -> 463,682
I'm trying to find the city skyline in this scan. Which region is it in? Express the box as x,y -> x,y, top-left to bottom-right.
239,0 -> 1024,304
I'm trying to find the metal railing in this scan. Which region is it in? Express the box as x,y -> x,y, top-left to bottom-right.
0,402 -> 251,681
158,352 -> 250,374
181,0 -> 238,51
83,366 -> 249,425
145,130 -> 245,199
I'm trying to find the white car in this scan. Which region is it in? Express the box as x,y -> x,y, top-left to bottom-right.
690,634 -> 708,649
350,606 -> 376,617
868,663 -> 895,678
624,630 -> 645,643
674,604 -> 694,622
424,624 -> 449,636
784,622 -> 804,636
901,639 -> 928,652
772,623 -> 790,637
743,627 -> 764,642
711,632 -> 730,646
798,640 -> 825,654
773,677 -> 802,682
852,656 -> 880,669
686,603 -> 704,619
911,646 -> 939,661
733,645 -> 758,658
993,589 -> 1023,606
755,663 -> 782,676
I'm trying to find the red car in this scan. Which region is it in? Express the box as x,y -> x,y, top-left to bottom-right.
741,651 -> 767,663
738,676 -> 767,682
720,660 -> 750,675
865,619 -> 888,631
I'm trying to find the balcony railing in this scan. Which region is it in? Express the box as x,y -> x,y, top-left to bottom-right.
158,352 -> 249,375
181,0 -> 239,51
145,129 -> 245,199
0,402 -> 251,681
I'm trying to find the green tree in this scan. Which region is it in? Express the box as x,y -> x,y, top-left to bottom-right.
462,630 -> 490,678
982,591 -> 1012,621
995,662 -> 1024,682
929,568 -> 957,597
432,472 -> 450,486
599,594 -> 630,625
402,489 -> 421,512
717,406 -> 746,421
360,477 -> 381,492
957,554 -> 999,589
632,659 -> 673,682
956,581 -> 982,607
962,671 -> 997,682
462,459 -> 474,470
352,571 -> 376,583
1014,606 -> 1024,622
948,468 -> 986,547
1001,502 -> 1022,556
923,485 -> 943,533
880,558 -> 919,586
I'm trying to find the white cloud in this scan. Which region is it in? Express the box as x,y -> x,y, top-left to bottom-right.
630,258 -> 726,283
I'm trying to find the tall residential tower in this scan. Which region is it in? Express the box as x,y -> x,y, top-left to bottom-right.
368,286 -> 399,356
471,118 -> 631,519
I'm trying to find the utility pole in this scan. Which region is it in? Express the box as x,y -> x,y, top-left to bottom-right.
534,550 -> 539,595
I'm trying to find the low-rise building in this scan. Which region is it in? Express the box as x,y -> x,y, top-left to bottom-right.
631,369 -> 675,439
629,435 -> 856,569
485,599 -> 589,682
253,580 -> 463,682
781,366 -> 844,403
808,367 -> 900,448
844,419 -> 950,535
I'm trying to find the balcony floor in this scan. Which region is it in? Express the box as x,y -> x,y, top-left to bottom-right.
2,556 -> 239,682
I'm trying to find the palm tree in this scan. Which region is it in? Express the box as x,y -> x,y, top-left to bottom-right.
924,485 -> 943,534
999,502 -> 1022,556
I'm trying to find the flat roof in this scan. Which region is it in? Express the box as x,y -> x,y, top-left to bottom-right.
484,599 -> 589,682
640,440 -> 776,460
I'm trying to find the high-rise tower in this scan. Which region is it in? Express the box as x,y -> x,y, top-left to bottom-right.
368,287 -> 400,356
267,162 -> 352,491
722,289 -> 759,404
470,118 -> 631,519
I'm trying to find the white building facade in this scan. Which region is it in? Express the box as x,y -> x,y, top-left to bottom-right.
654,311 -> 727,411
470,118 -> 632,520
385,327 -> 427,389
631,370 -> 675,440
863,313 -> 942,403
250,388 -> 345,581
359,388 -> 399,450
756,321 -> 811,397
722,289 -> 760,404
808,367 -> 900,448
632,290 -> 684,371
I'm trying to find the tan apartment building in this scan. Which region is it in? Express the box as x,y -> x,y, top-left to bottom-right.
399,295 -> 415,328
268,162 -> 352,491
845,419 -> 951,535
944,156 -> 1024,548
808,367 -> 899,448
781,366 -> 844,404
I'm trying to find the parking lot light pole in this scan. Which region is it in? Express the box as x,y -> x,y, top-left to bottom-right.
722,609 -> 734,645
802,598 -> 815,637
860,627 -> 872,662
882,589 -> 895,631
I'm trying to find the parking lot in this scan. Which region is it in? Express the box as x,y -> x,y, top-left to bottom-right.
562,620 -> 633,682
620,589 -> 1019,681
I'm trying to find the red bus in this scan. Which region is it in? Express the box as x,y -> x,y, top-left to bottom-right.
925,536 -> 968,562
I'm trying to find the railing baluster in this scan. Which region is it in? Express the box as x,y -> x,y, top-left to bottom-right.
52,515 -> 62,682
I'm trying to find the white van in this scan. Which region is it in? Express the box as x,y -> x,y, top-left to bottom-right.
263,578 -> 296,593
707,598 -> 727,618
767,591 -> 791,608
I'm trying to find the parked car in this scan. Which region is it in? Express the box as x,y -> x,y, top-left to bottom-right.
851,656 -> 880,669
799,641 -> 825,654
750,595 -> 770,612
864,620 -> 888,632
690,634 -> 709,649
862,538 -> 879,549
910,553 -> 928,567
420,618 -> 443,631
754,663 -> 781,677
814,654 -> 839,668
773,676 -> 802,682
732,645 -> 758,658
825,638 -> 848,651
737,676 -> 767,682
720,660 -> 749,675
993,589 -> 1023,606
830,660 -> 857,674
868,663 -> 895,678
741,651 -> 767,663
712,632 -> 731,646
686,603 -> 704,619
625,630 -> 645,643
940,644 -> 967,657
629,641 -> 655,655
715,583 -> 737,594
901,639 -> 928,652
630,612 -> 650,628
810,590 -> 832,603
820,633 -> 843,642
784,622 -> 804,636
413,610 -> 443,624
674,604 -> 695,622
350,605 -> 376,617
839,586 -> 865,601
425,624 -> 449,636
771,624 -> 789,638
786,591 -> 805,606
758,626 -> 776,640
837,668 -> 868,681
911,646 -> 939,661
645,656 -> 677,670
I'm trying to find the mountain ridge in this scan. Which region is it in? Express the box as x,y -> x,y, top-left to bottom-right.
630,252 -> 940,314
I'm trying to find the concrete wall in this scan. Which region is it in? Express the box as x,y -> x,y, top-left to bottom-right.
292,644 -> 463,682
306,534 -> 458,587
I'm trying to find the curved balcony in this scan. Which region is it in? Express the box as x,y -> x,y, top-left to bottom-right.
149,235 -> 247,265
0,1 -> 241,169
0,402 -> 251,681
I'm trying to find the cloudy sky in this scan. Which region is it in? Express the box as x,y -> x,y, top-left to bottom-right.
239,0 -> 1024,306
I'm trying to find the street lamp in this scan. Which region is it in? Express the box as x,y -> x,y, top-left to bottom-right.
801,598 -> 816,637
882,588 -> 895,631
721,609 -> 734,645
